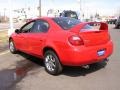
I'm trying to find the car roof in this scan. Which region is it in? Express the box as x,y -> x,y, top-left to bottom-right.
28,17 -> 74,21
30,17 -> 53,20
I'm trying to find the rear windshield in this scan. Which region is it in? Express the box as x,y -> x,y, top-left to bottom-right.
81,24 -> 100,32
53,17 -> 81,30
83,24 -> 93,29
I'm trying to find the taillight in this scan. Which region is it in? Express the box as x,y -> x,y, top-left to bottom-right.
68,35 -> 84,46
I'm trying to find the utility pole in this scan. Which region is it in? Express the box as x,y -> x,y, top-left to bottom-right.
8,0 -> 14,36
79,0 -> 82,11
4,8 -> 6,21
77,0 -> 83,21
77,0 -> 82,11
39,0 -> 41,17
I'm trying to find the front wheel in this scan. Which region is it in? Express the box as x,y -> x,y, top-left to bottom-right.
44,50 -> 63,75
9,39 -> 17,54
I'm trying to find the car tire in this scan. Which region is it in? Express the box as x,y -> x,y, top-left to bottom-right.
44,50 -> 63,75
9,39 -> 17,54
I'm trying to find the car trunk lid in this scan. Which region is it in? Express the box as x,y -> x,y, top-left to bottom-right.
70,22 -> 110,46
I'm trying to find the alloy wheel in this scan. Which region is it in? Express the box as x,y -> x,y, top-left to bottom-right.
45,54 -> 56,72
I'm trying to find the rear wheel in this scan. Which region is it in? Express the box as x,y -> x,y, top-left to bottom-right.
44,50 -> 63,75
9,39 -> 17,54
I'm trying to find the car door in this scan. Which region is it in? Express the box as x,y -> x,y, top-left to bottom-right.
15,21 -> 35,52
26,20 -> 49,56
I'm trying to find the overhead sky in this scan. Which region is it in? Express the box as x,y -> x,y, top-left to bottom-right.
0,0 -> 120,16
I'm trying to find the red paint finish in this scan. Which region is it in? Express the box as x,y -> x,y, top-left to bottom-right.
10,17 -> 113,66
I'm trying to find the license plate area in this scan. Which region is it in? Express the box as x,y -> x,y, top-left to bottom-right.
97,49 -> 105,56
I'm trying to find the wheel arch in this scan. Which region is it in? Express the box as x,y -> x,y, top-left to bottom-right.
9,37 -> 13,41
43,46 -> 62,64
43,46 -> 59,56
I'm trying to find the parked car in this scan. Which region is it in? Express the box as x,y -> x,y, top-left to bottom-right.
60,10 -> 78,19
107,19 -> 117,24
115,17 -> 120,29
9,17 -> 113,75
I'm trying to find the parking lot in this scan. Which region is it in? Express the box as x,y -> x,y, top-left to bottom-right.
0,25 -> 120,90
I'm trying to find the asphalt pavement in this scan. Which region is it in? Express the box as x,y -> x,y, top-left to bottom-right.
0,25 -> 120,90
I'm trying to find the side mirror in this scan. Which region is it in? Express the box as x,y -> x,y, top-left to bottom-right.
15,29 -> 20,34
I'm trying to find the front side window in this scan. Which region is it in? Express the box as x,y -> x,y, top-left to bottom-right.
21,21 -> 35,33
53,17 -> 80,30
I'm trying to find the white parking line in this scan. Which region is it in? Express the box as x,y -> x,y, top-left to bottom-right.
0,50 -> 10,56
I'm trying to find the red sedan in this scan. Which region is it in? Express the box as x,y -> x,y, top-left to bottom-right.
9,17 -> 113,75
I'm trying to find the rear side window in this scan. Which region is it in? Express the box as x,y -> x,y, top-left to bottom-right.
30,20 -> 49,33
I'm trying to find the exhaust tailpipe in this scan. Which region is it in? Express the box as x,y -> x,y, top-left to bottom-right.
81,65 -> 90,69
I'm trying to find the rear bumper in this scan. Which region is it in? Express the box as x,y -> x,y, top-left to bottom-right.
59,41 -> 113,66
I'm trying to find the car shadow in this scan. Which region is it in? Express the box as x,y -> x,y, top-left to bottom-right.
17,51 -> 44,66
14,52 -> 107,77
62,61 -> 107,77
16,52 -> 107,77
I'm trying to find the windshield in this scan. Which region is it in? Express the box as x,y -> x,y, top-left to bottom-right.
53,17 -> 81,30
